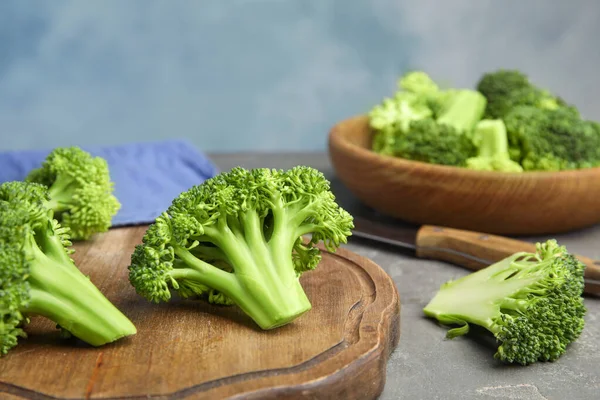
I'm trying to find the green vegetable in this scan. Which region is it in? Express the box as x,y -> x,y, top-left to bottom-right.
26,146 -> 120,240
369,92 -> 433,155
435,90 -> 487,138
423,240 -> 586,365
394,119 -> 477,166
504,106 -> 600,171
0,181 -> 136,356
476,69 -> 569,119
369,71 -> 486,166
128,166 -> 354,330
466,119 -> 523,172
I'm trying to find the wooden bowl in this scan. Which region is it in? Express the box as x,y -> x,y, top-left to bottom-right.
328,115 -> 600,236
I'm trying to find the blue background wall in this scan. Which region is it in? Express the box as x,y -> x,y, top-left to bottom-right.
1,0 -> 598,152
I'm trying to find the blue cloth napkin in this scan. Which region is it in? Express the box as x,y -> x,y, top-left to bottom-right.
0,140 -> 219,226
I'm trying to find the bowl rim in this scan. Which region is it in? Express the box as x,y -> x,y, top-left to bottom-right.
329,114 -> 600,180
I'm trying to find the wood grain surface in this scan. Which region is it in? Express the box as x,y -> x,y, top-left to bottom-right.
0,226 -> 401,400
416,225 -> 600,296
328,115 -> 600,235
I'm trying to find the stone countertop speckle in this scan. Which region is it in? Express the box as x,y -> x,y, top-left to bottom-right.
209,152 -> 600,400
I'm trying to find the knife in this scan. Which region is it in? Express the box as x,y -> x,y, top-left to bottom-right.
351,216 -> 600,296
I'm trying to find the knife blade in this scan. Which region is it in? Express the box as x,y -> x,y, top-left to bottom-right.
351,215 -> 600,296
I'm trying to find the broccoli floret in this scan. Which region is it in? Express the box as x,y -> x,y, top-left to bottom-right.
369,92 -> 433,155
504,106 -> 600,171
423,240 -> 586,365
476,69 -> 576,119
25,146 -> 120,240
369,71 -> 485,164
477,69 -> 533,118
128,166 -> 354,330
394,119 -> 477,166
397,71 -> 458,118
0,181 -> 136,356
398,71 -> 439,95
466,119 -> 523,172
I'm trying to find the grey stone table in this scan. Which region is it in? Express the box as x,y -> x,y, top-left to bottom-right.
209,152 -> 600,400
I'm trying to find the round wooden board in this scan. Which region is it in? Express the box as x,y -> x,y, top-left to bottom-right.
0,226 -> 401,400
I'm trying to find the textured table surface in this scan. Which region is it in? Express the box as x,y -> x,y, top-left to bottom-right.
209,152 -> 600,400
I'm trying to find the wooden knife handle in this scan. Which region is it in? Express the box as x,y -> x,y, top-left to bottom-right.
415,225 -> 600,296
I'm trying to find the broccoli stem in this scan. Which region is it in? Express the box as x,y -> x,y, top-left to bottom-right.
436,90 -> 487,135
45,173 -> 77,213
423,253 -> 539,338
473,120 -> 511,158
172,207 -> 312,330
23,242 -> 137,346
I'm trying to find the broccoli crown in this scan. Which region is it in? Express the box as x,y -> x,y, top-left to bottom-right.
476,69 -> 576,120
504,106 -> 600,171
369,92 -> 433,155
393,119 -> 477,166
465,119 -> 524,173
25,146 -> 121,240
423,240 -> 586,365
476,69 -> 531,118
0,202 -> 34,355
0,181 -> 135,355
128,166 -> 354,330
398,71 -> 440,94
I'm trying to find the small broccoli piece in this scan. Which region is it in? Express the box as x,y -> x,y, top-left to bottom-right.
128,166 -> 354,330
25,146 -> 120,240
435,90 -> 487,137
398,71 -> 459,117
369,71 -> 485,163
393,119 -> 477,166
398,71 -> 440,95
369,92 -> 433,155
477,69 -> 533,119
476,69 -> 577,120
0,181 -> 136,356
504,106 -> 600,171
423,240 -> 586,365
466,119 -> 523,172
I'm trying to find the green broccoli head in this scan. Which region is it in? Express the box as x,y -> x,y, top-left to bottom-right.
392,119 -> 477,166
504,106 -> 600,171
423,239 -> 586,365
476,69 -> 578,120
128,166 -> 354,330
398,71 -> 440,94
369,91 -> 433,155
0,203 -> 33,355
476,69 -> 531,118
25,146 -> 120,240
0,181 -> 135,356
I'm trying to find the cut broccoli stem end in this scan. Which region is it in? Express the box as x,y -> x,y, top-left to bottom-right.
23,248 -> 137,346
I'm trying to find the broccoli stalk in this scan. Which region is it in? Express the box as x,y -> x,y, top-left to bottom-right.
436,90 -> 487,137
423,240 -> 586,365
466,119 -> 523,172
0,182 -> 136,356
26,146 -> 121,240
128,166 -> 354,330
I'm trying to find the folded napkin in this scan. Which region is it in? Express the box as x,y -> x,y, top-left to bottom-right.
0,140 -> 219,226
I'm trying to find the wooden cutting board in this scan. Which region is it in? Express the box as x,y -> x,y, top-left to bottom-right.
0,226 -> 401,400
